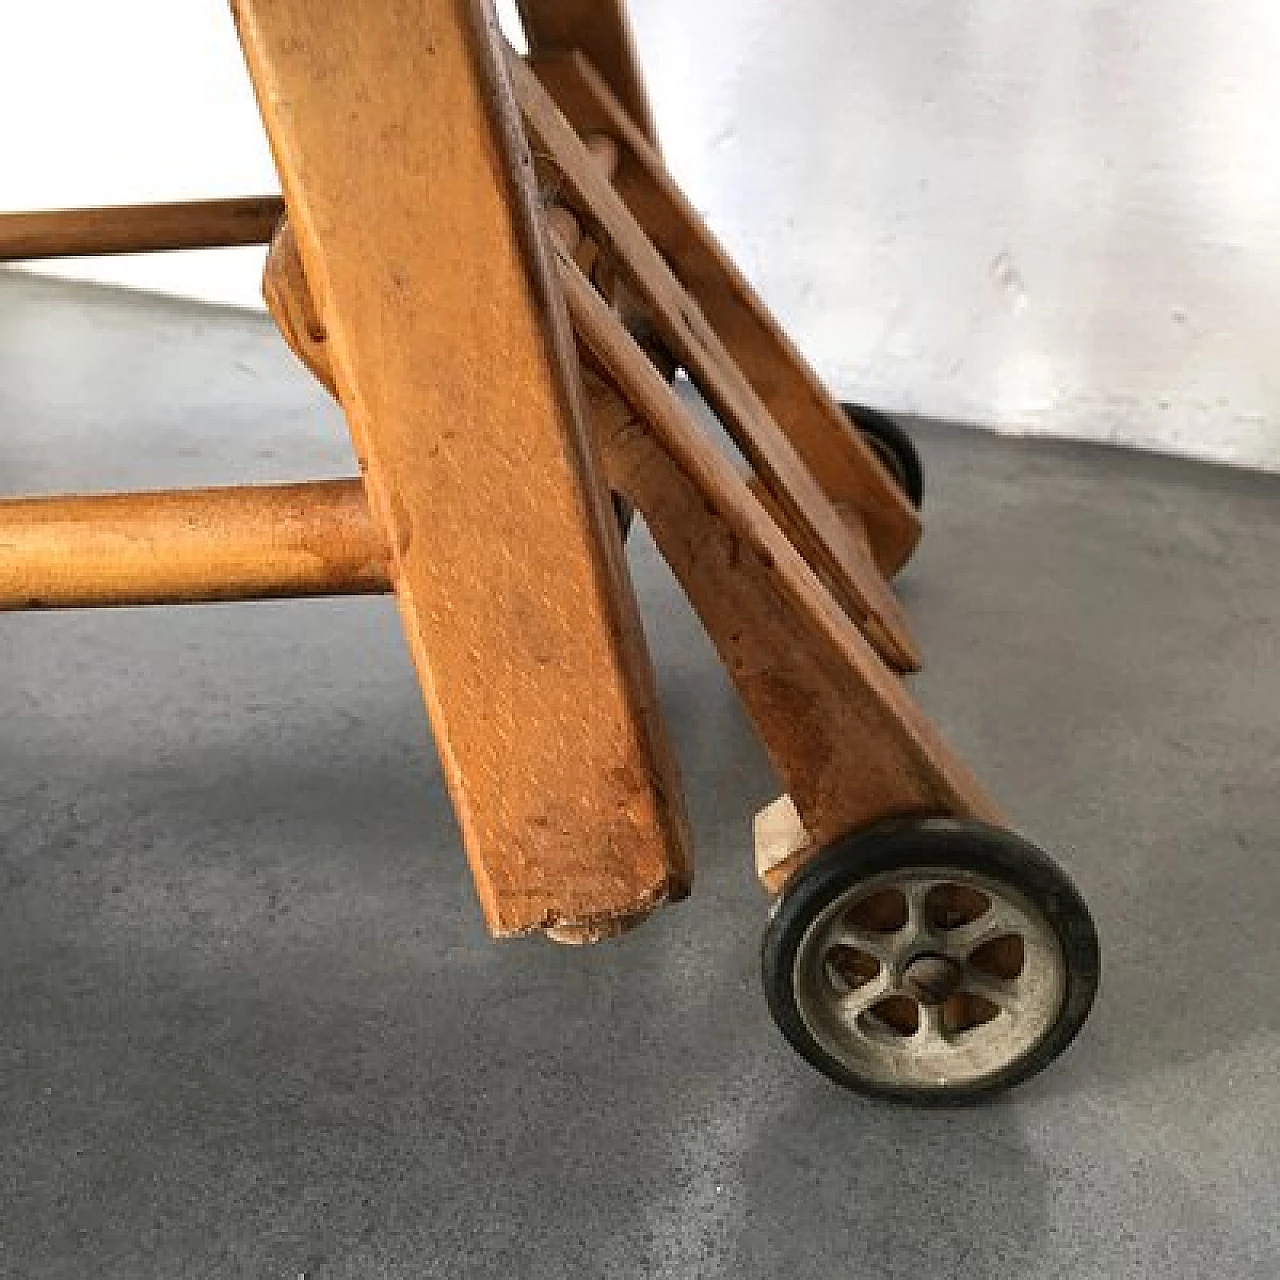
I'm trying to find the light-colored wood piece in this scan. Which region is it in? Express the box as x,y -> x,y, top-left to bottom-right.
529,52 -> 921,578
232,0 -> 691,936
515,0 -> 658,146
0,197 -> 284,261
560,252 -> 1003,887
0,481 -> 385,610
753,795 -> 813,885
509,51 -> 920,673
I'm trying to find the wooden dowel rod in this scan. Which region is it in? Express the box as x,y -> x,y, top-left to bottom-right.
0,196 -> 285,261
0,480 -> 390,610
544,133 -> 621,258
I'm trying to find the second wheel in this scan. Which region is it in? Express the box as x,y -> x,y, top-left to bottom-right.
842,403 -> 924,510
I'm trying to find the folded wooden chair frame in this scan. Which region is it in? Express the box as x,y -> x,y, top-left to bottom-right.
0,0 -> 1098,1102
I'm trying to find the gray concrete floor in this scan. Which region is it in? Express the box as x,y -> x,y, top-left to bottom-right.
1,270 -> 1278,1279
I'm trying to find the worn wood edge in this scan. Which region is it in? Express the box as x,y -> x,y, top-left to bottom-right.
263,219 -> 336,397
469,0 -> 693,911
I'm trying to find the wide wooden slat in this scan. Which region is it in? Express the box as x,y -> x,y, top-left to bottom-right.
529,51 -> 921,578
559,250 -> 1002,880
509,50 -> 920,672
232,0 -> 691,937
0,197 -> 284,261
515,0 -> 658,146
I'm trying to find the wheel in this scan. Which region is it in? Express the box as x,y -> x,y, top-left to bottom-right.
761,817 -> 1098,1104
841,403 -> 924,509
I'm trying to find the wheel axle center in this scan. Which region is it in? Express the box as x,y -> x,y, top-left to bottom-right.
903,952 -> 963,1006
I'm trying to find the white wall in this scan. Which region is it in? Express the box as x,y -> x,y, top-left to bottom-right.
0,1 -> 276,309
3,1 -> 1278,470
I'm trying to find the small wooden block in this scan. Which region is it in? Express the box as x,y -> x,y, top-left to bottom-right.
753,795 -> 813,886
233,0 -> 691,936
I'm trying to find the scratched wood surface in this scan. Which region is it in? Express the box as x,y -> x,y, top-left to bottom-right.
558,254 -> 1002,885
257,167 -> 992,899
258,56 -> 981,894
530,52 -> 922,579
232,0 -> 691,937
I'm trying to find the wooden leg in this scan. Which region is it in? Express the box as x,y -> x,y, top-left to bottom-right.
232,0 -> 691,937
509,51 -> 921,674
529,52 -> 921,579
560,255 -> 1003,892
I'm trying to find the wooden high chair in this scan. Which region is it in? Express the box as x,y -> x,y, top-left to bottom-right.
0,0 -> 1098,1102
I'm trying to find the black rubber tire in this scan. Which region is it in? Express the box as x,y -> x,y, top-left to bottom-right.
841,403 -> 925,509
761,817 -> 1099,1105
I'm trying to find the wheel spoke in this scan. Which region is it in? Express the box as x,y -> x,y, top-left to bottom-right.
903,880 -> 938,943
947,898 -> 1027,953
913,1001 -> 948,1049
963,971 -> 1021,1014
828,923 -> 894,963
834,973 -> 894,1023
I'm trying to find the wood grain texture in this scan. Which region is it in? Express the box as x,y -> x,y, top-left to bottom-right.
515,0 -> 658,146
529,52 -> 922,578
0,197 -> 284,260
511,51 -> 920,673
560,254 -> 1002,880
232,0 -> 690,936
0,481 -> 385,610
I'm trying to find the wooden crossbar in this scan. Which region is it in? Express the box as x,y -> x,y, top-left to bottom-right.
0,481 -> 382,610
0,197 -> 283,261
